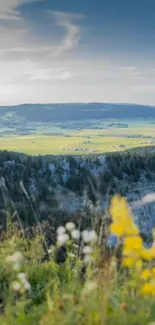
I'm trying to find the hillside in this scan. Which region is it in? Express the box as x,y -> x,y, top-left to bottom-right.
0,103 -> 155,122
0,147 -> 155,244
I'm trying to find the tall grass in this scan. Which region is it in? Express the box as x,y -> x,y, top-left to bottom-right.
0,195 -> 155,325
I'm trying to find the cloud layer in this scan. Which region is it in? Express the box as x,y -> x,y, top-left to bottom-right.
1,0 -> 155,105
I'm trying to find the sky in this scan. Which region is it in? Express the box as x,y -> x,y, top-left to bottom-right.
1,0 -> 155,105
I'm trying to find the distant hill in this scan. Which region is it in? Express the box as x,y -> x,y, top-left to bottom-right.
0,103 -> 155,122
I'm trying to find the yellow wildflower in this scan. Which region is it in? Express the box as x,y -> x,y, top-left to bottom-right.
125,223 -> 139,236
149,246 -> 155,259
140,269 -> 151,280
123,257 -> 135,268
135,259 -> 142,272
152,268 -> 155,277
124,236 -> 143,250
110,195 -> 132,224
141,283 -> 155,296
141,247 -> 155,260
109,195 -> 139,237
122,247 -> 133,256
110,223 -> 124,236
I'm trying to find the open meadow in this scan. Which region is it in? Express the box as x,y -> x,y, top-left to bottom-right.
0,119 -> 155,155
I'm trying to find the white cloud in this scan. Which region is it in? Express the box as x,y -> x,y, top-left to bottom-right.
0,1 -> 84,103
29,67 -> 73,81
0,0 -> 42,21
56,70 -> 73,80
51,11 -> 83,55
119,65 -> 136,71
0,1 -> 155,105
0,6 -> 83,58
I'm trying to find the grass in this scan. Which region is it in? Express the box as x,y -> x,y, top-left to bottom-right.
0,132 -> 155,155
1,195 -> 155,324
1,118 -> 155,155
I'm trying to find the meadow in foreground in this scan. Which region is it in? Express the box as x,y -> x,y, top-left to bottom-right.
0,195 -> 155,324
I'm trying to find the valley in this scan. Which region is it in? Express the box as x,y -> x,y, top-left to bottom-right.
0,118 -> 155,155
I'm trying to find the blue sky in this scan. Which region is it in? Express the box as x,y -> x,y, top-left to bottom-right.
1,0 -> 155,105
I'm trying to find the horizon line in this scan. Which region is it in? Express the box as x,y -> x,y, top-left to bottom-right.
0,102 -> 155,108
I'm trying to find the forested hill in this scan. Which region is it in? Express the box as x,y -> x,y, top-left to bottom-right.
0,103 -> 155,122
0,147 -> 155,243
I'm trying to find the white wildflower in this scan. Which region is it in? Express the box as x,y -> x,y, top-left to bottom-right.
6,251 -> 23,271
66,222 -> 75,232
84,255 -> 92,264
12,281 -> 21,292
57,233 -> 69,246
57,226 -> 66,235
82,281 -> 97,295
71,229 -> 80,240
73,243 -> 79,249
17,273 -> 31,291
6,251 -> 23,263
89,230 -> 98,243
23,280 -> 31,291
83,246 -> 92,255
13,262 -> 21,271
82,230 -> 98,243
17,273 -> 27,281
82,230 -> 90,243
48,245 -> 55,255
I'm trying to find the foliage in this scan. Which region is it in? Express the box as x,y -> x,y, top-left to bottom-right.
0,196 -> 155,324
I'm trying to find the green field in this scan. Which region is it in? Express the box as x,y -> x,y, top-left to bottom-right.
1,119 -> 155,155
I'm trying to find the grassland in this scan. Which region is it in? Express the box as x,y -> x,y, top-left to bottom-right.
1,119 -> 155,155
1,197 -> 155,325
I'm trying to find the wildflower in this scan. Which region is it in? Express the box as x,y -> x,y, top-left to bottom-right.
125,223 -> 139,236
12,281 -> 21,292
84,254 -> 92,264
109,195 -> 139,237
106,234 -> 118,249
23,280 -> 31,291
66,222 -> 75,232
82,230 -> 97,243
82,281 -> 97,295
141,283 -> 155,296
6,251 -> 23,271
57,233 -> 69,246
89,230 -> 98,242
48,245 -> 55,255
83,246 -> 92,255
110,195 -> 132,225
71,229 -> 80,240
82,230 -> 90,243
135,259 -> 142,272
124,236 -> 143,250
141,247 -> 155,260
17,272 -> 31,291
122,257 -> 135,268
6,251 -> 23,263
17,272 -> 27,281
110,223 -> 124,237
152,268 -> 155,276
57,226 -> 66,235
140,269 -> 151,280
